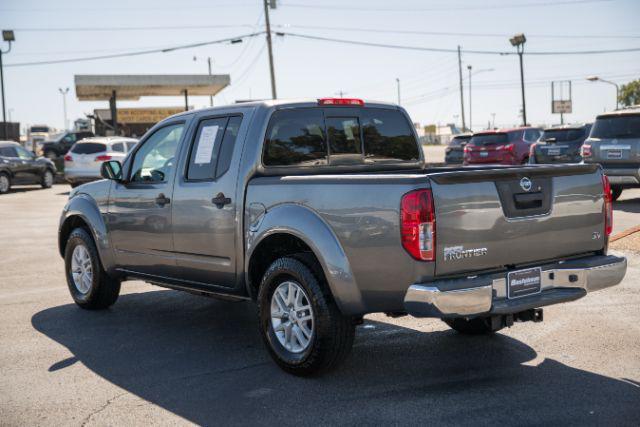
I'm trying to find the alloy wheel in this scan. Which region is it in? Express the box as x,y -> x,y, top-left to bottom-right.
270,280 -> 315,353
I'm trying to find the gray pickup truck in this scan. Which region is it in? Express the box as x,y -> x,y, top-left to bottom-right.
59,98 -> 627,376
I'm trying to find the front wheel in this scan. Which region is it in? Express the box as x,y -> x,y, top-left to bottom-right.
64,228 -> 121,309
443,316 -> 501,335
258,256 -> 355,376
611,185 -> 623,202
41,169 -> 54,188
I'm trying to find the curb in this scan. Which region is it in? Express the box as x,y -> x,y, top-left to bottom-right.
611,224 -> 640,242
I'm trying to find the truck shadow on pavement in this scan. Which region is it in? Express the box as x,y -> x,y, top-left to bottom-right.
32,290 -> 639,426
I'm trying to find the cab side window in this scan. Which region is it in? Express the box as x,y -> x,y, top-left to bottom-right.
187,117 -> 227,181
130,123 -> 184,183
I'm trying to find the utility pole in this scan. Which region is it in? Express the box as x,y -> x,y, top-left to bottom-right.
396,78 -> 401,105
491,113 -> 496,129
207,57 -> 213,106
264,0 -> 277,99
58,87 -> 69,130
457,46 -> 466,131
467,65 -> 472,132
335,90 -> 346,97
1,30 -> 15,140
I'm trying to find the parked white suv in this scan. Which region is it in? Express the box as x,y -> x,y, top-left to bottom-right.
64,137 -> 138,187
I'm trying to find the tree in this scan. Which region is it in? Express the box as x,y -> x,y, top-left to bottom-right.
619,79 -> 640,107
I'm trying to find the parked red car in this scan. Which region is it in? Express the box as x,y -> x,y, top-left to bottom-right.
464,127 -> 541,165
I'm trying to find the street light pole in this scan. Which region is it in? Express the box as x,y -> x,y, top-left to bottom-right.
58,87 -> 69,130
586,76 -> 620,109
510,33 -> 527,126
207,57 -> 213,107
1,30 -> 15,140
467,65 -> 472,132
396,78 -> 401,105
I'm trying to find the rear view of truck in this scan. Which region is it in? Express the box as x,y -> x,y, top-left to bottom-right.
404,164 -> 626,333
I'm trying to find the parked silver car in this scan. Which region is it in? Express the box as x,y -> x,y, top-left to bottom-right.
64,137 -> 138,187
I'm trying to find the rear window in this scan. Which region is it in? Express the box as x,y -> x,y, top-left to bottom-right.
30,126 -> 49,133
470,133 -> 508,146
70,143 -> 106,154
540,128 -> 585,142
263,108 -> 419,167
263,109 -> 328,167
449,135 -> 471,146
361,110 -> 419,163
591,114 -> 640,139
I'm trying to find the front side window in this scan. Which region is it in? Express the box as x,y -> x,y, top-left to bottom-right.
326,116 -> 362,165
130,123 -> 184,183
263,109 -> 327,166
361,109 -> 419,163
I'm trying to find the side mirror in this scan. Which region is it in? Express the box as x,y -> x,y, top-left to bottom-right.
100,160 -> 123,181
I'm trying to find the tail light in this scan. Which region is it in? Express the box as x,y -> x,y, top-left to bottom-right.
401,189 -> 435,261
95,155 -> 112,162
582,144 -> 592,158
602,174 -> 613,236
463,145 -> 471,154
318,97 -> 364,106
63,154 -> 72,161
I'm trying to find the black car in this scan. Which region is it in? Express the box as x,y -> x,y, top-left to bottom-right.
444,134 -> 472,164
40,130 -> 94,159
529,124 -> 592,164
0,141 -> 57,194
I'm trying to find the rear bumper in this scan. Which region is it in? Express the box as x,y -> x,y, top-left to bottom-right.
404,254 -> 626,318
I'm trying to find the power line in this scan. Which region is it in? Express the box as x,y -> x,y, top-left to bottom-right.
274,24 -> 640,40
283,0 -> 614,12
11,24 -> 256,32
278,32 -> 640,56
5,32 -> 265,67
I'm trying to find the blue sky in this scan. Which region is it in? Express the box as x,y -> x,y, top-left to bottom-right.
1,0 -> 639,132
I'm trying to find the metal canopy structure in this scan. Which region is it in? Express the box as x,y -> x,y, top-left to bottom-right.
74,74 -> 231,134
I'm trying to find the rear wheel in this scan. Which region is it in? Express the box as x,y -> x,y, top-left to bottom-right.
611,185 -> 623,202
258,256 -> 355,376
64,228 -> 121,309
443,316 -> 501,335
41,169 -> 54,188
0,173 -> 10,194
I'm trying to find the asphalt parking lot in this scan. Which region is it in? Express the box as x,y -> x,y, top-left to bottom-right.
1,184 -> 639,426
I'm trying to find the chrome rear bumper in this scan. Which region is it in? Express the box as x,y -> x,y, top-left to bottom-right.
404,255 -> 626,318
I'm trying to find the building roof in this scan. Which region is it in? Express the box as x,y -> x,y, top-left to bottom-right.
75,74 -> 231,101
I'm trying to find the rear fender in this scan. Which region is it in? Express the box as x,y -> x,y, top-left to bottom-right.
59,194 -> 114,272
246,203 -> 365,315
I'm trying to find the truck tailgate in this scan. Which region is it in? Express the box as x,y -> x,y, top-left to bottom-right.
428,164 -> 606,276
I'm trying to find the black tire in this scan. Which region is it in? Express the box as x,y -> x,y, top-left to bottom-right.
41,169 -> 54,188
611,185 -> 623,202
64,228 -> 121,310
443,316 -> 500,335
0,172 -> 10,194
258,255 -> 355,376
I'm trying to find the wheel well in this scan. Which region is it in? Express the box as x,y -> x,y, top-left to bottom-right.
247,233 -> 321,300
59,215 -> 92,257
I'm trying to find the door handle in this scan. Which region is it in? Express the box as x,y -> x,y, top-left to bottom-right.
155,193 -> 171,207
212,192 -> 231,208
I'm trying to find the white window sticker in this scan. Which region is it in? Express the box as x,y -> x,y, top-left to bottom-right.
194,125 -> 219,164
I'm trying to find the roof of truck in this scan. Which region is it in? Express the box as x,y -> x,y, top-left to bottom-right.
598,107 -> 640,117
167,98 -> 401,120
